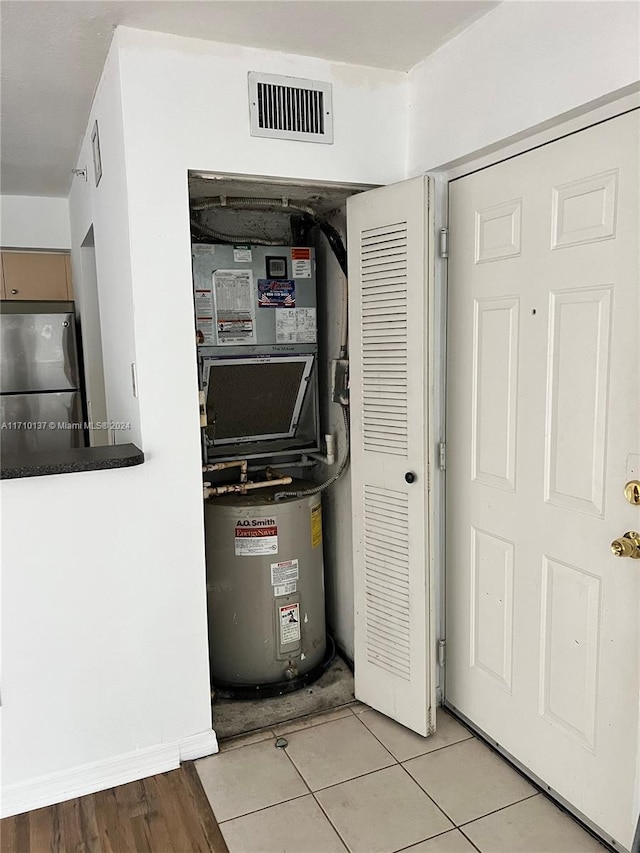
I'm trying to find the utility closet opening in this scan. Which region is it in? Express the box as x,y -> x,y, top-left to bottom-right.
187,172 -> 372,740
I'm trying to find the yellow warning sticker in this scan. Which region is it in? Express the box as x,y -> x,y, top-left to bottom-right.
311,504 -> 322,548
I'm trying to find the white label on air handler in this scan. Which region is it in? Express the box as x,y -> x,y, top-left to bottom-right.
279,602 -> 301,644
233,246 -> 252,263
234,518 -> 278,556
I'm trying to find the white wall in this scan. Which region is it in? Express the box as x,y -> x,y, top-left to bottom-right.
0,195 -> 71,249
408,1 -> 640,172
1,28 -> 406,814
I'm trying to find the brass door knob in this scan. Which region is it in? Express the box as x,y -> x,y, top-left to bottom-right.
611,531 -> 640,559
624,481 -> 640,506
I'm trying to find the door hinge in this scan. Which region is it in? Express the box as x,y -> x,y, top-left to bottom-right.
437,639 -> 446,667
438,441 -> 446,470
439,227 -> 449,259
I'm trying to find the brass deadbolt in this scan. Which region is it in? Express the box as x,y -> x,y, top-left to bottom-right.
611,531 -> 640,559
624,481 -> 640,506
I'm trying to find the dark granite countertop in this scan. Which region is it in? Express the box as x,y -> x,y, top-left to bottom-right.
1,443 -> 144,480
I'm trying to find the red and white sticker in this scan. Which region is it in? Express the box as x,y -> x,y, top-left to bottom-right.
234,519 -> 278,556
291,247 -> 311,279
279,603 -> 301,644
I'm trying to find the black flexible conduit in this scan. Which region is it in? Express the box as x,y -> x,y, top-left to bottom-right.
190,218 -> 286,246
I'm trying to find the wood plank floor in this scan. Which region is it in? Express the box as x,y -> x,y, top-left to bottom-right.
0,763 -> 229,853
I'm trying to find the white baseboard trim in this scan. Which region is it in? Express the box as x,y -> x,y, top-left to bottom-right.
1,727 -> 218,818
178,729 -> 219,762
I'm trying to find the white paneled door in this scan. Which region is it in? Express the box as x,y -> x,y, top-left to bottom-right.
446,110 -> 640,849
348,176 -> 436,737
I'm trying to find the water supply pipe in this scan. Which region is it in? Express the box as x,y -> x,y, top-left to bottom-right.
204,476 -> 293,499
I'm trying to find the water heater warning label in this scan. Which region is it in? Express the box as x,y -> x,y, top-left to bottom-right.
279,603 -> 301,645
271,559 -> 299,596
234,522 -> 278,556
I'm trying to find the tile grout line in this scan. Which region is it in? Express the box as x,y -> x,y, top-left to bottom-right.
311,792 -> 354,853
282,742 -> 352,853
348,709 -> 400,762
392,825 -> 480,853
396,760 -> 457,828
217,791 -> 310,825
217,731 -> 275,752
282,743 -> 314,798
269,707 -> 356,738
456,791 -> 541,829
276,710 -> 399,796
400,756 -> 542,834
291,758 -> 399,795
356,706 -> 477,762
350,710 -> 481,831
210,732 -> 317,825
457,824 -> 485,853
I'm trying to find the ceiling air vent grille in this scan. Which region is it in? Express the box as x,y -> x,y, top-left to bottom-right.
248,72 -> 333,144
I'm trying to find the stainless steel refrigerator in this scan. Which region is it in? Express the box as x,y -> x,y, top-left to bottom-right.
1,301 -> 85,453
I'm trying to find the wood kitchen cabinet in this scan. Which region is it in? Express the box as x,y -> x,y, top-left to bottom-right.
1,251 -> 73,301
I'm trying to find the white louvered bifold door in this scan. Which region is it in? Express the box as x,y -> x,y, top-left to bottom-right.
347,176 -> 435,736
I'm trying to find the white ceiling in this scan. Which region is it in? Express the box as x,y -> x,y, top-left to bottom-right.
0,1 -> 498,198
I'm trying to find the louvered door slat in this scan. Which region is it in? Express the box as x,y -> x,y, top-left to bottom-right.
361,222 -> 407,240
365,505 -> 408,520
364,506 -> 407,519
364,401 -> 407,410
348,175 -> 434,737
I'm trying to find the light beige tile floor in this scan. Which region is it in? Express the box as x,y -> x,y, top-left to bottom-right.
196,704 -> 607,853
